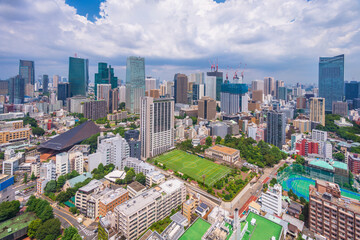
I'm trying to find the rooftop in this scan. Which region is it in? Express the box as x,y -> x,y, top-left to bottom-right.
115,189 -> 161,216
100,188 -> 128,205
308,159 -> 334,171
208,145 -> 239,155
158,179 -> 183,196
242,212 -> 283,240
67,172 -> 92,188
78,179 -> 102,193
128,181 -> 146,192
179,218 -> 211,240
332,160 -> 348,171
0,213 -> 37,239
39,120 -> 100,151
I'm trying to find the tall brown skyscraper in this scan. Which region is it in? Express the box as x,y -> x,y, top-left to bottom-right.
310,97 -> 325,126
174,73 -> 188,104
264,77 -> 275,96
198,96 -> 216,120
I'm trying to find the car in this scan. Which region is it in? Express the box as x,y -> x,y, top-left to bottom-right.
93,228 -> 98,233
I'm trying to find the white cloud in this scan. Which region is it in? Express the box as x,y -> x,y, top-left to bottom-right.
0,0 -> 359,83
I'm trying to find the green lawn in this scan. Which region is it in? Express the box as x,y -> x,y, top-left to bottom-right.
242,212 -> 283,240
152,150 -> 231,186
179,218 -> 211,240
0,212 -> 37,239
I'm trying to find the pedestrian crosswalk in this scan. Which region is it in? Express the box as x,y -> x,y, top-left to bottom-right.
78,224 -> 94,237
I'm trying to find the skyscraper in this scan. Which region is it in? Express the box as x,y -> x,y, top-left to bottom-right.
42,74 -> 49,94
94,62 -> 118,97
310,97 -> 325,126
275,80 -> 284,99
53,75 -> 60,91
319,54 -> 344,112
97,84 -> 111,112
264,77 -> 275,96
69,57 -> 89,97
19,60 -> 35,97
251,80 -> 264,92
198,96 -> 216,120
204,75 -> 216,100
220,82 -> 248,114
57,83 -> 70,105
140,97 -> 174,160
126,56 -> 145,113
145,77 -> 157,91
119,85 -> 126,103
207,71 -> 223,101
345,81 -> 360,100
8,75 -> 25,104
174,73 -> 188,104
19,60 -> 35,85
266,111 -> 286,148
278,87 -> 287,101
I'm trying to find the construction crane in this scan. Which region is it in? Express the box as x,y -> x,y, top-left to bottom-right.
241,64 -> 247,82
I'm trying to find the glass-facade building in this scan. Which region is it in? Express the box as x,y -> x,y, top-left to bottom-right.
319,54 -> 344,112
8,75 -> 25,104
278,86 -> 287,101
345,81 -> 360,100
220,82 -> 248,114
94,62 -> 118,97
42,74 -> 49,94
126,56 -> 145,114
266,111 -> 286,148
19,60 -> 35,85
207,71 -> 223,101
58,82 -> 70,104
69,57 -> 89,97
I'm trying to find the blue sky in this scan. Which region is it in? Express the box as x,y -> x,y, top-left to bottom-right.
0,0 -> 359,84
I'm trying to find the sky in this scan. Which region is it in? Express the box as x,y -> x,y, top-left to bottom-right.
0,0 -> 360,85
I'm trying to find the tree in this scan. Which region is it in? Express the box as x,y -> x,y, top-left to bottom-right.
119,102 -> 125,110
56,191 -> 69,203
28,219 -> 42,238
215,136 -> 222,144
205,136 -> 212,146
224,134 -> 232,144
44,180 -> 57,193
32,127 -> 45,136
333,152 -> 345,162
38,205 -> 54,222
62,226 -> 78,240
69,207 -> 78,215
300,197 -> 306,205
71,234 -> 82,240
135,173 -> 146,185
57,175 -> 66,190
0,200 -> 20,222
269,178 -> 277,187
124,168 -> 136,184
23,172 -> 28,183
35,218 -> 61,240
30,172 -> 36,181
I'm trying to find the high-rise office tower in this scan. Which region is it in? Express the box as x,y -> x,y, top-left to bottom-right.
207,71 -> 223,101
174,73 -> 188,104
69,56 -> 89,97
204,75 -> 216,100
345,81 -> 360,100
310,97 -> 325,126
220,83 -> 248,114
278,87 -> 287,101
192,84 -> 205,103
266,111 -> 286,148
140,97 -> 174,160
124,130 -> 141,159
94,62 -> 118,97
53,75 -> 60,91
110,88 -> 119,113
198,96 -> 216,120
264,77 -> 275,96
0,80 -> 9,95
251,80 -> 264,92
332,101 -> 348,117
57,83 -> 70,105
160,83 -> 166,96
166,81 -> 174,97
126,56 -> 145,114
19,60 -> 34,97
42,75 -> 49,94
190,72 -> 205,84
97,84 -> 111,112
119,85 -> 126,103
145,77 -> 157,91
19,60 -> 35,85
82,100 -> 107,120
275,80 -> 284,99
9,75 -> 25,104
319,54 -> 344,112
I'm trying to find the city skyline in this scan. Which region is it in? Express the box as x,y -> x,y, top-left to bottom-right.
1,0 -> 360,84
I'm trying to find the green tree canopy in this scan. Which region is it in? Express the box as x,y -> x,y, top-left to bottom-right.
0,200 -> 20,222
44,180 -> 57,193
35,218 -> 61,240
135,172 -> 146,185
28,219 -> 42,238
62,226 -> 78,240
32,127 -> 45,136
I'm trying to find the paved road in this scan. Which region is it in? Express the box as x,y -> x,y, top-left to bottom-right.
39,195 -> 97,240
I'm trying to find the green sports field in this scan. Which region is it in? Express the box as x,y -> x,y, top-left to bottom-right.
152,149 -> 231,186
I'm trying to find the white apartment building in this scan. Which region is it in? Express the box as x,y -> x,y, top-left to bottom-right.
87,188 -> 113,219
75,179 -> 103,215
40,161 -> 56,180
88,133 -> 130,171
261,184 -> 282,216
69,151 -> 84,174
312,129 -> 328,142
145,170 -> 165,187
114,179 -> 186,240
124,157 -> 154,175
140,97 -> 174,160
56,152 -> 70,177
